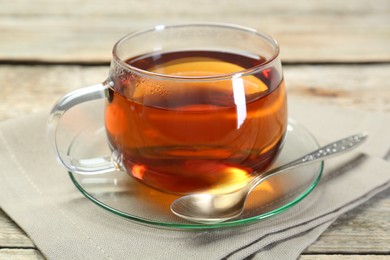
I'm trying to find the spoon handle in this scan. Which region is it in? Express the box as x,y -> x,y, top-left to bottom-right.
248,133 -> 368,188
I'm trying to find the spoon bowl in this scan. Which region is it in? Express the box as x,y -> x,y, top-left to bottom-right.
171,133 -> 368,224
171,192 -> 249,224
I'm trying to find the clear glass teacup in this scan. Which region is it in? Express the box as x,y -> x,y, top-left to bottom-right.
48,23 -> 287,194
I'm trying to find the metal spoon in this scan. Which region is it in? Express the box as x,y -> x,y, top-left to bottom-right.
170,133 -> 368,224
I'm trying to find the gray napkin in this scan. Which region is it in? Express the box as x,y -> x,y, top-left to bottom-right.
0,101 -> 389,260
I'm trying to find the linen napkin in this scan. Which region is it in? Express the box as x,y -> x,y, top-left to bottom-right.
0,101 -> 389,260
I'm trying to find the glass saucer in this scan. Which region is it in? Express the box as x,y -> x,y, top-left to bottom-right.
68,119 -> 323,229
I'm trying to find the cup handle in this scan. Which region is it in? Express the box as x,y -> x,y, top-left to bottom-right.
48,83 -> 118,174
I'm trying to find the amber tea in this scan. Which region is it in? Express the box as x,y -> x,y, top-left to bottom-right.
105,50 -> 287,193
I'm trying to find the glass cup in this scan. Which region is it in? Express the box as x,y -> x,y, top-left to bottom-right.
48,23 -> 288,194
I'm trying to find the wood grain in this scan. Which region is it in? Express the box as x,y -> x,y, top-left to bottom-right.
0,0 -> 389,63
0,249 -> 45,260
284,64 -> 390,112
306,188 -> 390,254
0,209 -> 34,248
0,65 -> 107,120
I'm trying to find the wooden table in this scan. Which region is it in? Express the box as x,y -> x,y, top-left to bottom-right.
1,0 -> 389,259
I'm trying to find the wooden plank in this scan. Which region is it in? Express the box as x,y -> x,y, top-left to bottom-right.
0,210 -> 34,248
305,188 -> 390,254
0,0 -> 389,63
284,64 -> 390,112
0,249 -> 45,260
0,65 -> 108,121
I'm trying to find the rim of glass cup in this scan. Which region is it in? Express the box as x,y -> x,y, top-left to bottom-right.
112,23 -> 280,81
